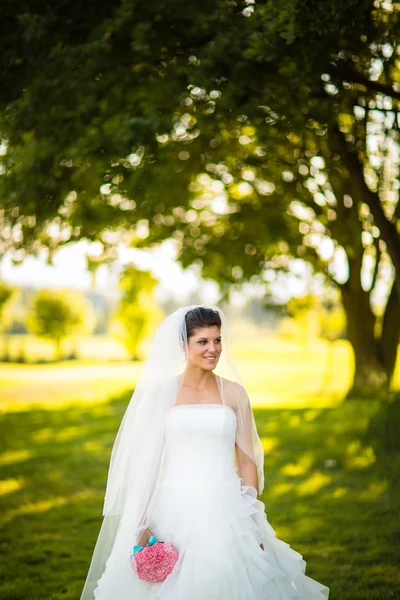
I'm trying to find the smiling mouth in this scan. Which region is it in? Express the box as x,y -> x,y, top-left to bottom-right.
204,356 -> 217,360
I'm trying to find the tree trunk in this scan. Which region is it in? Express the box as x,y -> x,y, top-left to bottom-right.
377,280 -> 400,385
341,281 -> 400,398
322,120 -> 400,396
55,337 -> 62,361
2,334 -> 11,361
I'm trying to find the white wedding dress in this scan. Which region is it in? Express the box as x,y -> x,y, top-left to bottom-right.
93,397 -> 330,599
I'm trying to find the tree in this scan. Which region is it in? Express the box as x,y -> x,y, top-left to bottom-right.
285,294 -> 321,344
26,288 -> 94,360
0,280 -> 16,360
1,1 -> 399,394
113,264 -> 163,359
141,0 -> 400,395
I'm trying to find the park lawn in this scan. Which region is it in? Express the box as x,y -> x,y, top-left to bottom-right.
3,336 -> 396,412
0,338 -> 399,599
0,334 -> 130,363
1,334 -> 399,408
0,391 -> 399,599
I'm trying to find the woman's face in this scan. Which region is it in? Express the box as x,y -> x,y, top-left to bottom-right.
186,326 -> 222,370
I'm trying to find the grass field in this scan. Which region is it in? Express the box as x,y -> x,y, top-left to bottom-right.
0,335 -> 399,599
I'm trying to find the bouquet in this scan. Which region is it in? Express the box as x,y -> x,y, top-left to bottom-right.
131,534 -> 179,583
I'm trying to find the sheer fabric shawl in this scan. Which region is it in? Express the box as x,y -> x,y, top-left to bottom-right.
80,305 -> 265,600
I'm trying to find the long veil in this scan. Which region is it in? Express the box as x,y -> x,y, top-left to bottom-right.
80,304 -> 265,600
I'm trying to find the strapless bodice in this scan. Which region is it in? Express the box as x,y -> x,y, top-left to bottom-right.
160,404 -> 238,487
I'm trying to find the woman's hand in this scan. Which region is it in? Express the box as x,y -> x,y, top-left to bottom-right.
137,527 -> 153,547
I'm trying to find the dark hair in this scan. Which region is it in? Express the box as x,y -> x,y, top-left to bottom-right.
184,307 -> 222,339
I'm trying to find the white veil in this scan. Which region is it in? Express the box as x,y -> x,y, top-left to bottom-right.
80,304 -> 265,600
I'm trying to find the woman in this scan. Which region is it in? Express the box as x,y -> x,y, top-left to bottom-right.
80,305 -> 329,599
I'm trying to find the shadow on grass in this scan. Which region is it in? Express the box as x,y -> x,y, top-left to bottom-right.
0,392 -> 399,600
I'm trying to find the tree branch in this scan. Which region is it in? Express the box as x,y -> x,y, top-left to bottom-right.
331,123 -> 400,296
369,236 -> 381,294
393,198 -> 400,224
333,64 -> 400,102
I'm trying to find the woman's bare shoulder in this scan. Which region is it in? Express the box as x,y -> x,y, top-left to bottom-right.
218,376 -> 245,400
219,375 -> 243,387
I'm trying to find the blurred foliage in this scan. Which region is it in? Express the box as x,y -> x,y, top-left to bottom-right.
318,304 -> 346,343
0,280 -> 18,362
0,284 -> 117,336
0,0 -> 399,393
112,265 -> 163,359
25,288 -> 95,360
1,1 -> 398,274
279,293 -> 345,344
0,280 -> 16,331
286,294 -> 320,343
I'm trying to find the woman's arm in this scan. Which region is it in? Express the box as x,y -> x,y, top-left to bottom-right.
236,447 -> 264,549
235,444 -> 259,497
233,385 -> 265,550
232,382 -> 260,497
137,527 -> 153,546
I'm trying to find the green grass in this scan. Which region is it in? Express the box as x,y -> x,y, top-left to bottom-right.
0,334 -> 131,362
1,337 -> 400,599
2,336 -> 389,411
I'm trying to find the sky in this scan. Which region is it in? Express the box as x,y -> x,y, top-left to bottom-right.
0,239 -> 221,303
0,238 -> 315,306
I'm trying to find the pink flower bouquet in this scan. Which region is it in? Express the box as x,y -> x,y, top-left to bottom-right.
131,535 -> 179,582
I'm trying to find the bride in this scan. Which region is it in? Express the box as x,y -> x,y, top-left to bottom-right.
80,304 -> 330,599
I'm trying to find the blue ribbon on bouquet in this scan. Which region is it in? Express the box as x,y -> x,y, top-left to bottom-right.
132,535 -> 158,556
